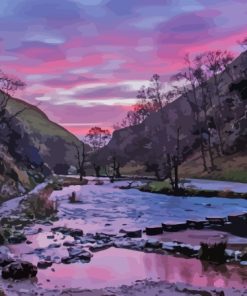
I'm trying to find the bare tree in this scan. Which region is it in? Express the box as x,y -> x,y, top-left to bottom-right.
0,70 -> 26,124
203,50 -> 234,154
164,127 -> 181,193
171,54 -> 208,171
73,141 -> 86,181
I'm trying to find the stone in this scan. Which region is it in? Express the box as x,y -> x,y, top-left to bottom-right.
145,239 -> 162,249
37,261 -> 53,269
120,229 -> 142,238
145,226 -> 163,236
48,243 -> 61,249
2,261 -> 37,279
205,216 -> 226,225
8,233 -> 27,244
63,241 -> 76,247
0,255 -> 14,267
186,219 -> 206,229
162,221 -> 187,232
89,242 -> 113,252
61,256 -> 77,264
67,247 -> 93,262
52,227 -> 83,237
228,213 -> 246,224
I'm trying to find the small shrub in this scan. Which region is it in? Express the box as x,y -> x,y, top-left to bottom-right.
24,186 -> 56,219
199,241 -> 227,264
94,180 -> 104,185
68,191 -> 77,203
0,228 -> 5,245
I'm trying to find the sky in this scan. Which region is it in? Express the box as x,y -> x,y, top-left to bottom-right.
0,0 -> 246,137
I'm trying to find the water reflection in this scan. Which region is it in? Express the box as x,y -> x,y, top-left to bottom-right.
31,248 -> 247,290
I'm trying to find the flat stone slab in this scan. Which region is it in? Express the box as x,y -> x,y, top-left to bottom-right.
206,216 -> 226,224
145,226 -> 163,236
162,221 -> 187,232
89,242 -> 113,252
186,219 -> 207,229
119,229 -> 142,238
228,213 -> 247,223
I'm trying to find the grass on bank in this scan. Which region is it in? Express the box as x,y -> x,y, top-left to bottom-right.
140,180 -> 247,198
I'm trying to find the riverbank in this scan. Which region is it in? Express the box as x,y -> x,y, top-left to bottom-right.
2,279 -> 246,296
139,179 -> 247,198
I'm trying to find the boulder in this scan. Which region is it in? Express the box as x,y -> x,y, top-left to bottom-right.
145,226 -> 163,236
2,261 -> 37,279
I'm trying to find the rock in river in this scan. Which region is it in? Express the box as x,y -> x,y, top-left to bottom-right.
37,261 -> 53,269
2,261 -> 37,279
52,227 -> 83,237
8,233 -> 27,244
145,225 -> 163,235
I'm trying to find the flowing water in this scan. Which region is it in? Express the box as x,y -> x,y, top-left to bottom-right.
6,179 -> 247,291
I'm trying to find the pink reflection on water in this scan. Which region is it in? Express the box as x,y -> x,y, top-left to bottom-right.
35,248 -> 247,290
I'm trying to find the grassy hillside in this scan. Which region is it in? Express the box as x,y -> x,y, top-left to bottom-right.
179,150 -> 247,183
7,98 -> 79,141
6,97 -> 89,171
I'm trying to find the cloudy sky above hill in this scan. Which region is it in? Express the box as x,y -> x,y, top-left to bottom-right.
0,0 -> 246,135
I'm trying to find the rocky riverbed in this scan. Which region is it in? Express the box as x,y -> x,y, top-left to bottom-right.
0,177 -> 247,295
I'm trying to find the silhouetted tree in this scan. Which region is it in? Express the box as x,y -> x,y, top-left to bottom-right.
0,71 -> 26,124
85,127 -> 111,177
73,141 -> 86,181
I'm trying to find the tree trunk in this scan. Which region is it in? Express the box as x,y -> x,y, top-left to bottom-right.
115,164 -> 121,178
94,165 -> 101,177
174,161 -> 179,193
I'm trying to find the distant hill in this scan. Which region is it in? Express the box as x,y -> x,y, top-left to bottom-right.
95,51 -> 247,182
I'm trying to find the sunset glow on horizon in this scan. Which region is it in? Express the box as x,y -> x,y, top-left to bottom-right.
0,0 -> 246,136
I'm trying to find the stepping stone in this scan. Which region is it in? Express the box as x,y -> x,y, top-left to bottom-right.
206,216 -> 226,225
145,226 -> 163,236
186,219 -> 207,229
37,261 -> 53,269
162,221 -> 187,232
89,242 -> 113,252
228,213 -> 247,223
119,229 -> 142,238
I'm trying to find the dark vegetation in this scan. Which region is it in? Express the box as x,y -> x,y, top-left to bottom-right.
199,242 -> 227,264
